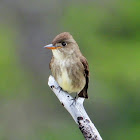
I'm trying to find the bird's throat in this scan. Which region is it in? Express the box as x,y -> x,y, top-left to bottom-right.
52,49 -> 65,60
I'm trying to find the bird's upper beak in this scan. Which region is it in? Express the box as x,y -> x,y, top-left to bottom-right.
44,44 -> 61,49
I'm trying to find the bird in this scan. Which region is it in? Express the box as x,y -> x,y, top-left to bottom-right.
44,32 -> 89,98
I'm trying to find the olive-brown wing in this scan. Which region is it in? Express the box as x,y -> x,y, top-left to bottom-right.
78,56 -> 89,98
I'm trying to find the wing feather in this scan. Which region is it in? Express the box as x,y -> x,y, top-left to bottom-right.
78,56 -> 89,98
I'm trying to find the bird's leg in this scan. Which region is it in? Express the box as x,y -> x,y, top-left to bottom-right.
70,93 -> 78,106
74,93 -> 78,100
58,86 -> 62,93
56,85 -> 62,93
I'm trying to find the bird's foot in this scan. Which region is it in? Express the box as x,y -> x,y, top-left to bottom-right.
57,86 -> 62,93
70,94 -> 78,106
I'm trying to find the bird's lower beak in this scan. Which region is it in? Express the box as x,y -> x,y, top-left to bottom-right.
44,44 -> 61,49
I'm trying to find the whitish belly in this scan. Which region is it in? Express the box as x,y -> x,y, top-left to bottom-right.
57,69 -> 79,93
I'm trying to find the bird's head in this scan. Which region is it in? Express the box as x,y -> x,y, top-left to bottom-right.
44,32 -> 80,58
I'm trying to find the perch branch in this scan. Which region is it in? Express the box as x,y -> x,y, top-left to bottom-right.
48,75 -> 103,140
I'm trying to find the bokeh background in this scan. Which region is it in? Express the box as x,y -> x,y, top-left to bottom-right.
0,0 -> 140,140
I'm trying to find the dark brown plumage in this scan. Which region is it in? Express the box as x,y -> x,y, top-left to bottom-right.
45,32 -> 89,98
78,56 -> 89,98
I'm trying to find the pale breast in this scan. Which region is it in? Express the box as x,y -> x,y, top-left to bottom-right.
55,61 -> 85,93
51,49 -> 86,93
57,68 -> 74,93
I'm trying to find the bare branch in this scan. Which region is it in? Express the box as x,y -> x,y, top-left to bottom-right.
48,75 -> 103,140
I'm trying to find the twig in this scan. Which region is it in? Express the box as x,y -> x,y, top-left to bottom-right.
48,75 -> 103,140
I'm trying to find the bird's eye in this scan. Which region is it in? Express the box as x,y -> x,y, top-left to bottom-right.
61,42 -> 67,46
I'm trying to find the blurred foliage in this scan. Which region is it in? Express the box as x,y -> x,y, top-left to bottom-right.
0,24 -> 33,98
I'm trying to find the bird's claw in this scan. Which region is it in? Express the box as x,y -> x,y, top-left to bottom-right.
57,86 -> 62,93
70,96 -> 77,106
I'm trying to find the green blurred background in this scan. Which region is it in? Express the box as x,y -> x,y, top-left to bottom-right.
0,0 -> 140,140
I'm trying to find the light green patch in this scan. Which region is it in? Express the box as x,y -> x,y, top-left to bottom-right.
0,24 -> 32,98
